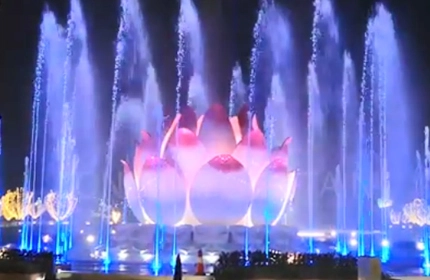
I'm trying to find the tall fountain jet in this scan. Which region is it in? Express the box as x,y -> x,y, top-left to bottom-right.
23,10 -> 55,252
306,62 -> 321,253
23,5 -> 81,256
307,0 -> 340,253
24,10 -> 63,252
228,62 -> 246,117
245,0 -> 273,258
177,0 -> 207,115
70,0 -> 99,196
108,0 -> 163,272
358,3 -> 411,260
266,73 -> 289,148
423,127 -> 430,271
46,7 -> 79,258
143,64 -> 163,138
338,51 -> 356,255
249,0 -> 271,114
264,4 -> 292,149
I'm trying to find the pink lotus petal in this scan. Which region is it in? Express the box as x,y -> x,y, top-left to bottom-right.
190,155 -> 252,225
167,128 -> 206,182
198,104 -> 236,158
133,131 -> 154,182
121,160 -> 146,223
251,162 -> 296,226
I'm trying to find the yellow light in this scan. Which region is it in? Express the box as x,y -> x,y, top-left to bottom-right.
1,188 -> 32,221
111,208 -> 121,224
392,198 -> 430,226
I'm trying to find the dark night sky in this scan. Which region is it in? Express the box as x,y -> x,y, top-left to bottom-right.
0,0 -> 429,188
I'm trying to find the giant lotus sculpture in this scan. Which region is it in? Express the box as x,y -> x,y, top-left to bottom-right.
122,104 -> 297,226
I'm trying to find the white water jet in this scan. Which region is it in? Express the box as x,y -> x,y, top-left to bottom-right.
266,5 -> 291,69
70,0 -> 99,190
143,64 -> 163,137
123,0 -> 150,84
369,4 -> 410,204
228,62 -> 246,117
179,0 -> 207,114
114,97 -> 145,142
316,0 -> 339,44
265,73 -> 289,148
180,0 -> 203,72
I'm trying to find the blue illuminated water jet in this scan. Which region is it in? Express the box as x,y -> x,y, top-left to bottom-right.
357,3 -> 410,259
265,4 -> 292,148
108,0 -> 163,273
71,0 -> 99,197
102,0 -> 128,268
143,63 -> 164,273
423,127 -> 430,271
23,9 -> 53,252
13,0 -> 425,269
248,0 -> 271,259
338,51 -> 355,255
26,0 -> 97,259
308,0 -> 340,252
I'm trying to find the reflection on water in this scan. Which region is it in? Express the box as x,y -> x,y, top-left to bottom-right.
60,262 -> 210,276
58,261 -> 426,277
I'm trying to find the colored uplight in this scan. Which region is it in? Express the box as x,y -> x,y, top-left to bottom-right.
86,235 -> 95,243
349,238 -> 358,247
381,239 -> 389,247
417,241 -> 425,251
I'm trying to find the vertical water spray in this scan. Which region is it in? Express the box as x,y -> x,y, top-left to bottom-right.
423,127 -> 430,271
370,5 -> 405,261
263,106 -> 274,257
143,64 -> 164,274
247,0 -> 270,259
357,103 -> 365,256
228,63 -> 245,117
249,0 -> 269,113
307,0 -> 323,253
179,0 -> 206,114
377,48 -> 390,262
361,5 -> 404,258
23,11 -> 49,250
102,0 -> 128,268
310,0 -> 321,64
53,10 -> 76,258
176,2 -> 186,115
339,52 -> 354,255
372,19 -> 391,259
358,20 -> 372,255
175,0 -> 206,263
310,0 -> 343,251
21,158 -> 30,249
174,15 -> 187,263
71,0 -> 99,199
262,72 -> 282,257
368,34 -> 376,257
265,5 -> 292,148
306,62 -> 320,253
37,104 -> 49,252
